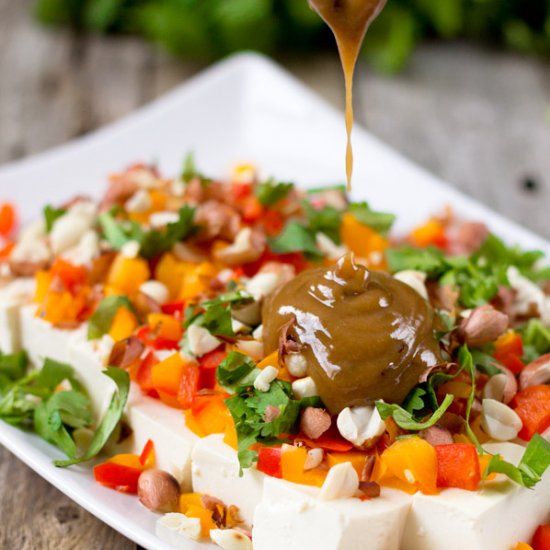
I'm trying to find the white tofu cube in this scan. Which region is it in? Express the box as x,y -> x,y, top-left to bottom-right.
0,279 -> 35,353
191,434 -> 264,525
253,478 -> 411,550
402,442 -> 550,550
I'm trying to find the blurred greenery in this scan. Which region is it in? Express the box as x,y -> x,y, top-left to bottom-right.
34,0 -> 550,73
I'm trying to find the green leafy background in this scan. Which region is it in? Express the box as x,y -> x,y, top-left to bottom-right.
34,0 -> 550,73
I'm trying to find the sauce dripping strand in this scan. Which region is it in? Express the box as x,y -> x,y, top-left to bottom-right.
309,0 -> 387,190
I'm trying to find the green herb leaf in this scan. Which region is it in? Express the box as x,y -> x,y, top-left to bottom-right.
519,319 -> 550,363
87,295 -> 134,340
386,246 -> 446,275
303,201 -> 342,245
256,179 -> 294,206
376,393 -> 454,431
484,434 -> 550,488
44,205 -> 67,233
225,379 -> 305,472
216,351 -> 257,388
182,151 -> 199,182
269,221 -> 322,258
349,202 -> 396,236
0,350 -> 28,381
55,367 -> 130,467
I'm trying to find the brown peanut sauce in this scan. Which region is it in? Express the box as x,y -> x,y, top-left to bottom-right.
262,254 -> 442,414
309,0 -> 387,190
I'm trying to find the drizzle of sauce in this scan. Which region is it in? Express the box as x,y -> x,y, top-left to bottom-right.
262,254 -> 442,414
309,0 -> 387,189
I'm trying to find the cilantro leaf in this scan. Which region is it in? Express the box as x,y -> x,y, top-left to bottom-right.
376,393 -> 454,431
182,151 -> 200,182
303,201 -> 342,244
386,246 -> 447,275
256,179 -> 294,206
216,351 -> 257,388
224,379 -> 304,471
55,367 -> 130,467
44,205 -> 67,233
139,206 -> 197,259
349,202 -> 396,235
99,206 -> 197,259
87,295 -> 134,340
484,434 -> 550,488
269,221 -> 322,258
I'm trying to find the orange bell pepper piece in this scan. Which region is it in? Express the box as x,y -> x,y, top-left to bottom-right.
494,331 -> 525,374
512,385 -> 550,441
436,443 -> 481,491
148,313 -> 183,342
107,254 -> 150,295
108,307 -> 138,342
341,212 -> 388,266
513,544 -> 534,550
409,218 -> 447,249
327,451 -> 370,479
177,363 -> 200,409
50,258 -> 88,291
152,353 -> 187,395
281,444 -> 327,487
380,436 -> 438,495
155,253 -> 187,298
180,262 -> 217,301
179,493 -> 215,539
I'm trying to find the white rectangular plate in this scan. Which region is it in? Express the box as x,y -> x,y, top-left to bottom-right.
0,52 -> 548,550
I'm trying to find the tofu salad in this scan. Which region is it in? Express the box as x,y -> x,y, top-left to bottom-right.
1,156 -> 550,550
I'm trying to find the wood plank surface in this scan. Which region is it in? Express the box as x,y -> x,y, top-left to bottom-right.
1,0 -> 550,548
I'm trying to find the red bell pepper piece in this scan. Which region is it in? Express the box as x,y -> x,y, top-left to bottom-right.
512,385 -> 550,441
296,424 -> 354,453
263,209 -> 285,236
135,352 -> 158,395
177,363 -> 200,409
241,196 -> 263,223
436,444 -> 481,491
0,203 -> 17,238
232,182 -> 253,200
139,439 -> 155,468
50,258 -> 88,291
257,447 -> 283,478
93,462 -> 143,494
532,523 -> 550,550
161,301 -> 185,317
200,349 -> 227,370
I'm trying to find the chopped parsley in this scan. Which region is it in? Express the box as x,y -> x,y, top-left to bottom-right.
256,179 -> 294,206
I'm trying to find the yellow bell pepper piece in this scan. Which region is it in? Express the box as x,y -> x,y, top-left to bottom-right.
151,353 -> 186,395
148,313 -> 183,341
281,445 -> 327,487
108,307 -> 138,342
380,436 -> 438,495
107,254 -> 150,295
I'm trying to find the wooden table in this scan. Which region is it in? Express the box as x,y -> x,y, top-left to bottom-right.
1,0 -> 550,548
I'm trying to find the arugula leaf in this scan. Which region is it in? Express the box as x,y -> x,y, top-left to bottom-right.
87,295 -> 134,340
44,205 -> 67,232
484,434 -> 550,488
216,351 -> 257,388
36,358 -> 87,395
0,350 -> 28,381
183,291 -> 253,341
55,367 -> 130,467
457,345 -> 482,451
98,212 -> 140,250
349,202 -> 396,236
256,179 -> 293,206
471,349 -> 503,377
303,201 -> 342,245
269,221 -> 322,258
182,151 -> 200,182
34,390 -> 92,458
402,386 -> 428,415
376,393 -> 454,431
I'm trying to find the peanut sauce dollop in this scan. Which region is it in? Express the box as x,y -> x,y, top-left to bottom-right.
262,254 -> 442,414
